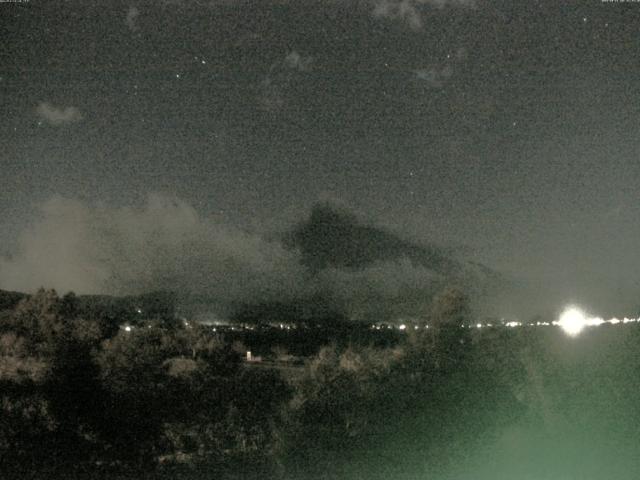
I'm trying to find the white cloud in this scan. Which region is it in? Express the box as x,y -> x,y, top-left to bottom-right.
284,51 -> 313,72
372,0 -> 476,30
258,51 -> 313,112
35,102 -> 83,126
415,64 -> 454,87
125,5 -> 140,32
373,0 -> 423,30
0,194 -> 305,302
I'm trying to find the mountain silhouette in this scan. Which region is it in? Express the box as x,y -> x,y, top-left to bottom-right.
288,203 -> 468,277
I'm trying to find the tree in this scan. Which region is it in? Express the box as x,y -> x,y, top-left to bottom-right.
430,286 -> 470,330
9,289 -> 62,353
0,290 -> 104,472
93,327 -> 181,465
280,343 -> 400,479
427,286 -> 472,371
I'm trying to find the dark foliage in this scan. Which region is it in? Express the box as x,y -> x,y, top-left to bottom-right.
3,287 -> 603,480
0,289 -> 28,312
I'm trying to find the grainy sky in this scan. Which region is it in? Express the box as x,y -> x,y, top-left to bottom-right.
1,0 -> 640,316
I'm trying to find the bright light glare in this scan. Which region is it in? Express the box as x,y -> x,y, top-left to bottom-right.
558,307 -> 587,336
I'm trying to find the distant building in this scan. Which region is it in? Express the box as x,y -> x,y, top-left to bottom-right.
245,351 -> 262,363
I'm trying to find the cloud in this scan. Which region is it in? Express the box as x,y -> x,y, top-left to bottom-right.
373,0 -> 423,29
258,51 -> 313,112
372,0 -> 476,30
415,64 -> 453,88
315,258 -> 442,320
0,195 -> 305,305
259,77 -> 286,112
283,51 -> 313,72
0,196 -> 500,321
125,5 -> 140,32
35,102 -> 83,126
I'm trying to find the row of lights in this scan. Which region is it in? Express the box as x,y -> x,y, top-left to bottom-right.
555,307 -> 638,336
122,307 -> 638,338
370,307 -> 639,338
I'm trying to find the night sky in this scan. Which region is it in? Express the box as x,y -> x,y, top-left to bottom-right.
2,0 -> 640,317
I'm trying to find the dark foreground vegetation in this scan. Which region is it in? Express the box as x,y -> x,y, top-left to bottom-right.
2,289 -> 640,479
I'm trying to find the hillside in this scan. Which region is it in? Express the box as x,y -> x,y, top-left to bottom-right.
230,203 -> 507,323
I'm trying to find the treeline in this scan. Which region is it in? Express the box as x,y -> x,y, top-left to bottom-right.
0,288 -> 537,479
